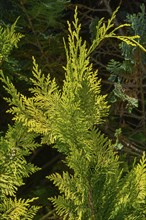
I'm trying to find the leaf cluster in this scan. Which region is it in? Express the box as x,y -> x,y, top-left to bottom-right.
0,19 -> 23,64
0,7 -> 146,220
0,22 -> 40,219
0,123 -> 40,219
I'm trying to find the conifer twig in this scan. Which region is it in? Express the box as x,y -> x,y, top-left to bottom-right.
102,0 -> 124,35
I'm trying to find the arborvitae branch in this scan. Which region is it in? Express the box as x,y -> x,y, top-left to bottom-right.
0,6 -> 145,220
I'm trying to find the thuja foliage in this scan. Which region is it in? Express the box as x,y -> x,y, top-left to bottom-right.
0,20 -> 40,219
0,18 -> 24,88
0,19 -> 23,64
0,124 -> 40,219
0,7 -> 146,219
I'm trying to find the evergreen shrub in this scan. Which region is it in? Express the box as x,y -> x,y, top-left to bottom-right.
0,7 -> 146,220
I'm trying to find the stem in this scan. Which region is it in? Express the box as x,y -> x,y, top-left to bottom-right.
88,187 -> 96,220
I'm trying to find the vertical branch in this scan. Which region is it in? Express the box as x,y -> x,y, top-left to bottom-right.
88,187 -> 96,220
139,62 -> 146,131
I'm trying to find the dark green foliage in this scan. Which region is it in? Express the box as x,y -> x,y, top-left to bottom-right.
107,4 -> 146,154
0,0 -> 70,86
126,4 -> 146,44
